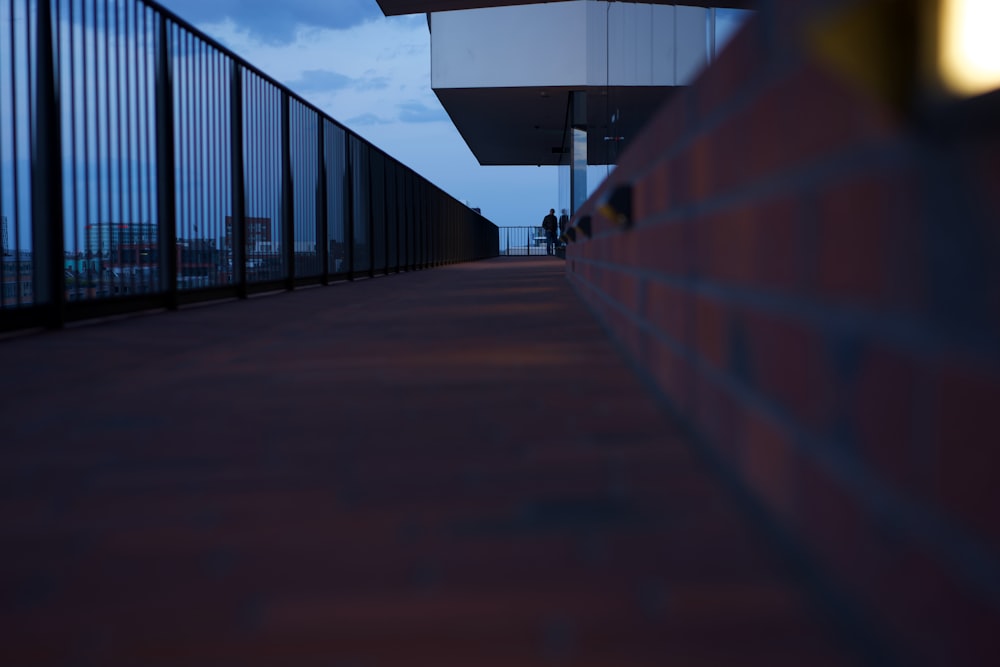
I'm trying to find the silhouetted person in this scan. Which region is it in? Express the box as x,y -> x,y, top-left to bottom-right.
542,208 -> 558,255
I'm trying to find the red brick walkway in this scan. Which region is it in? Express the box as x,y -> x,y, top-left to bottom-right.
1,257 -> 865,666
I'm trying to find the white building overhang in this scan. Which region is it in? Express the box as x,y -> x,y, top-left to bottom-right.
376,1 -> 756,16
427,1 -> 721,166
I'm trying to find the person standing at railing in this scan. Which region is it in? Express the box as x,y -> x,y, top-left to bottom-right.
542,208 -> 558,256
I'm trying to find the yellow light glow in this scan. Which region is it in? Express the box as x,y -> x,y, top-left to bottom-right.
940,0 -> 1000,96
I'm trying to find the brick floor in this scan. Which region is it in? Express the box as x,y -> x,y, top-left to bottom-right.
0,257 -> 868,666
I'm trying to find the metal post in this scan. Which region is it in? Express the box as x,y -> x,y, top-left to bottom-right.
416,181 -> 423,269
317,118 -> 329,285
31,0 -> 66,327
281,93 -> 294,290
345,138 -> 355,280
155,17 -> 178,309
383,161 -> 390,275
229,61 -> 247,298
394,167 -> 400,273
367,150 -> 375,279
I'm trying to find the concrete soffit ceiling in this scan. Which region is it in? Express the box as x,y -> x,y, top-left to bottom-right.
434,86 -> 678,166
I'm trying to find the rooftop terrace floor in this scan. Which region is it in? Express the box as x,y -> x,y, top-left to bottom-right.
0,257 -> 866,666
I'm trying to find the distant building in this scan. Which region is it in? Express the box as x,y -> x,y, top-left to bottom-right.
224,216 -> 273,256
1,251 -> 34,305
1,215 -> 8,256
85,222 -> 158,266
223,216 -> 279,281
79,223 -> 160,296
177,237 -> 223,287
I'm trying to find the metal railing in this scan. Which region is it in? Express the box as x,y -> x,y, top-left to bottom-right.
0,0 -> 499,331
498,226 -> 560,256
498,226 -> 565,256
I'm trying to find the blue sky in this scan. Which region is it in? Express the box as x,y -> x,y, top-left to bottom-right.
155,0 -> 558,228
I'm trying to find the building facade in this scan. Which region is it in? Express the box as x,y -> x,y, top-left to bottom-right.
377,1 -> 752,214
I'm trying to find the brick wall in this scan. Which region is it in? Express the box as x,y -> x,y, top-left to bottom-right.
566,2 -> 1000,665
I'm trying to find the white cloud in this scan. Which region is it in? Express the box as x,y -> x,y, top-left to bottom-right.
156,0 -> 380,45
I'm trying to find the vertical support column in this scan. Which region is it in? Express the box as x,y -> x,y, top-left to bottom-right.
417,182 -> 424,269
402,173 -> 408,271
155,17 -> 179,309
569,90 -> 588,217
367,151 -> 375,279
423,183 -> 429,269
395,169 -> 401,273
229,61 -> 247,299
383,162 -> 390,275
281,93 -> 294,290
32,0 -> 65,327
317,117 -> 329,285
428,187 -> 433,267
345,138 -> 355,280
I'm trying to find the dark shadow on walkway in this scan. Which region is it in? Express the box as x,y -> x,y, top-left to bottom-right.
1,257 -> 863,666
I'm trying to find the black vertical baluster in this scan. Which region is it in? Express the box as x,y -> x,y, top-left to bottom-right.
198,39 -> 206,290
251,76 -> 258,284
103,0 -> 113,290
390,163 -> 396,274
218,51 -> 225,287
280,91 -> 295,290
217,52 -> 226,287
345,136 -> 354,280
142,3 -> 153,296
208,49 -> 216,288
422,181 -> 427,269
71,0 -> 81,295
113,1 -> 130,296
87,0 -> 100,298
203,46 -> 211,288
261,82 -> 267,281
94,0 -> 104,299
244,73 -> 252,287
383,156 -> 389,275
264,83 -> 269,280
126,0 -> 138,294
258,81 -> 264,282
22,0 -> 33,308
317,116 -> 328,285
83,0 -> 93,299
199,45 -> 206,290
281,92 -> 293,290
183,31 -> 192,281
366,147 -> 374,279
260,81 -> 266,283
